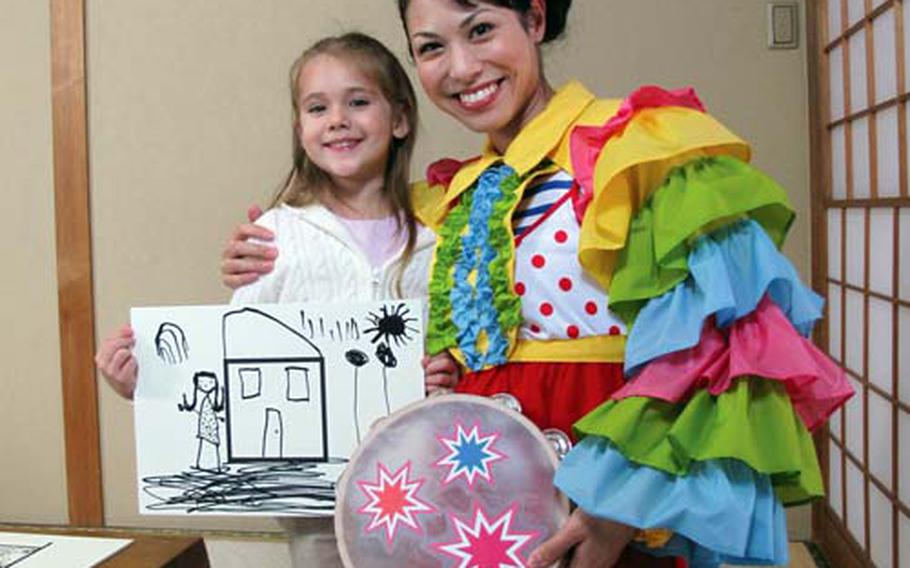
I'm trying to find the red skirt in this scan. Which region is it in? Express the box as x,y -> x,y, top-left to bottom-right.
454,361 -> 625,440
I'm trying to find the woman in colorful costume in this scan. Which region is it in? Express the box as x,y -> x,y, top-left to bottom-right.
222,1 -> 853,566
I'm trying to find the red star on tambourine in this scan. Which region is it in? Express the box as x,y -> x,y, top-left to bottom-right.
435,502 -> 538,568
356,461 -> 436,545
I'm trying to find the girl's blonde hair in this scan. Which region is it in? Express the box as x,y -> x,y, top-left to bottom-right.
272,32 -> 420,295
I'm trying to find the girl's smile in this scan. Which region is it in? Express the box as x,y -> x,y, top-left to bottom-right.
296,53 -> 409,191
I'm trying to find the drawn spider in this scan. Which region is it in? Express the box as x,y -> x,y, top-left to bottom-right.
363,303 -> 418,347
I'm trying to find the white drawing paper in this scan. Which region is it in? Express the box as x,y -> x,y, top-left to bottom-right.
0,532 -> 130,568
131,300 -> 425,516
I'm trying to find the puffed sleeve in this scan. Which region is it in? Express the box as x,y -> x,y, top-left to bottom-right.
555,88 -> 853,567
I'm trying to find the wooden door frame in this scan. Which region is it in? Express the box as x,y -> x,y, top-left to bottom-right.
50,0 -> 103,526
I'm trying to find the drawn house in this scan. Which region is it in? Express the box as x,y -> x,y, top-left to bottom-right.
222,308 -> 327,462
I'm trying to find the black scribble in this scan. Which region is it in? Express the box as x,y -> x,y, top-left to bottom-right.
141,460 -> 346,513
155,322 -> 189,364
0,542 -> 52,567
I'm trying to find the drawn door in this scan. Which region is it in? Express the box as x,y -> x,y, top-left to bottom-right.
262,407 -> 283,458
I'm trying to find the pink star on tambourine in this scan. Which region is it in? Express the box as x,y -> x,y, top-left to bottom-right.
435,502 -> 537,568
356,461 -> 436,545
435,422 -> 505,487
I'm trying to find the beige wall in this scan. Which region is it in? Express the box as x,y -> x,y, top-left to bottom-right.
1,0 -> 811,537
0,0 -> 68,524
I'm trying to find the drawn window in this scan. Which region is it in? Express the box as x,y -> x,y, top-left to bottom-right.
286,367 -> 311,402
239,368 -> 262,399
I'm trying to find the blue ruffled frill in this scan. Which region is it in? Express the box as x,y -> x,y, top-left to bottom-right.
554,436 -> 790,566
451,164 -> 514,370
624,219 -> 823,376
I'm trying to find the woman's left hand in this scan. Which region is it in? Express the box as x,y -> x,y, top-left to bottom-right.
422,351 -> 461,395
527,509 -> 636,568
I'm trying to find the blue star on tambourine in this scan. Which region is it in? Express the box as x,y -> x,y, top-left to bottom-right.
434,422 -> 506,487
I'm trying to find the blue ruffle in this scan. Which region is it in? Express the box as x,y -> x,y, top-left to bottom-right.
554,437 -> 790,566
624,219 -> 823,375
450,164 -> 514,370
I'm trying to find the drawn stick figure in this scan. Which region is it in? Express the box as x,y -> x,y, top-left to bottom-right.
178,371 -> 224,471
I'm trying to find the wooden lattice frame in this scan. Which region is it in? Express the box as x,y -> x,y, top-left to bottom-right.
811,1 -> 909,566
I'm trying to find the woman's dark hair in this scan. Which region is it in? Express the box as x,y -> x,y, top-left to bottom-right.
397,0 -> 571,44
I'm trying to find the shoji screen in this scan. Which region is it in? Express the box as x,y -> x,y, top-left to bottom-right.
815,1 -> 909,566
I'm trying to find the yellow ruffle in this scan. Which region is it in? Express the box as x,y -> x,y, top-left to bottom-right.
578,106 -> 751,290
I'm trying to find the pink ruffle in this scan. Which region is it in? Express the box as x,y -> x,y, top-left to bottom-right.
426,156 -> 479,190
613,296 -> 853,432
569,85 -> 707,221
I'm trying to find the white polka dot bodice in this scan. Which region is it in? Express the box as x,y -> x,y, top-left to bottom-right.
512,170 -> 627,341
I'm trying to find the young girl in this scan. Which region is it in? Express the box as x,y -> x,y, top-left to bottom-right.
97,32 -> 458,568
224,2 -> 852,567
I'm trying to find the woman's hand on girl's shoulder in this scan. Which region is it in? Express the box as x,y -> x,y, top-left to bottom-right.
95,324 -> 139,400
422,351 -> 461,396
221,205 -> 279,289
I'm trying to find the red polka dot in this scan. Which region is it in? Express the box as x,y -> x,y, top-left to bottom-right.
567,325 -> 580,338
515,282 -> 526,296
540,302 -> 554,317
531,254 -> 546,268
558,277 -> 573,291
554,230 -> 568,244
530,324 -> 541,333
585,301 -> 598,315
609,325 -> 622,336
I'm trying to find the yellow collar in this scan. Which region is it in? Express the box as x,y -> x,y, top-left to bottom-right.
442,81 -> 596,209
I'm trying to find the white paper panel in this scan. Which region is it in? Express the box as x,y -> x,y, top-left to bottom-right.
869,208 -> 894,295
901,513 -> 910,568
844,289 -> 865,376
870,483 -> 894,568
828,208 -> 843,278
847,0 -> 865,27
868,390 -> 893,487
828,0 -> 843,40
900,208 -> 910,301
832,125 -> 848,199
873,8 -> 897,104
828,283 -> 843,361
877,106 -> 901,198
900,409 -> 910,504
830,406 -> 843,442
845,375 -> 865,459
849,29 -> 868,111
846,459 -> 867,548
868,296 -> 893,394
851,117 -> 871,198
845,208 -> 866,287
900,306 -> 910,404
829,440 -> 844,519
830,46 -> 846,121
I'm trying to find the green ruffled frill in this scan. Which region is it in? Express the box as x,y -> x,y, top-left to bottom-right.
426,189 -> 472,355
487,173 -> 524,335
574,377 -> 823,505
608,155 -> 795,325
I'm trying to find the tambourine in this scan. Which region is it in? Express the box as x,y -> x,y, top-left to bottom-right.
335,394 -> 569,567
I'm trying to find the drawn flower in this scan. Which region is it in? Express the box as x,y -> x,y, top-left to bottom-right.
375,342 -> 398,369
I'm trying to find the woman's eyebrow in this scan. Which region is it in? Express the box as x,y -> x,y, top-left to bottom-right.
458,8 -> 492,31
410,7 -> 492,39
